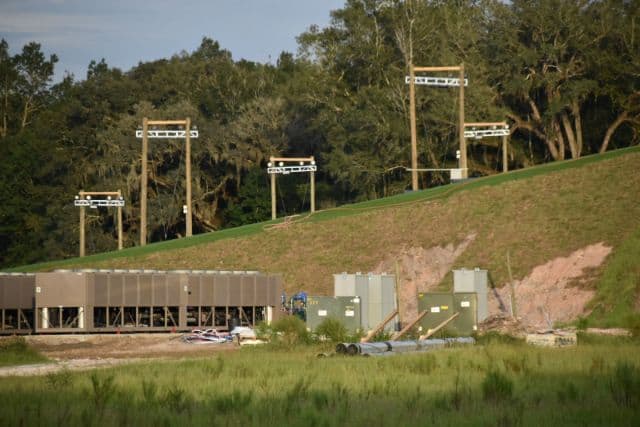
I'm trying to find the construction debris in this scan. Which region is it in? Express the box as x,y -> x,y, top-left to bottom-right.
525,331 -> 577,347
182,329 -> 231,344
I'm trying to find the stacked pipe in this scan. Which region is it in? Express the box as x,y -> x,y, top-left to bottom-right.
336,337 -> 475,357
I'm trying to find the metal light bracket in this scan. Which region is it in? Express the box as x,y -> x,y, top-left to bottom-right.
405,76 -> 468,87
136,130 -> 199,139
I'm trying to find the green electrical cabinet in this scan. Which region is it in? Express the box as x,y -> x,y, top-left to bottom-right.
306,296 -> 362,332
417,292 -> 477,336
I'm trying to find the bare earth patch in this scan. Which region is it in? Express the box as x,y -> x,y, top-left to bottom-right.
373,234 -> 476,322
488,242 -> 612,330
0,334 -> 236,377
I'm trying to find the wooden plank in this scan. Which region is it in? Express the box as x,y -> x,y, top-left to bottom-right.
79,191 -> 121,196
269,156 -> 314,162
360,309 -> 398,343
414,66 -> 462,72
464,122 -> 507,127
391,310 -> 428,341
418,312 -> 459,340
146,120 -> 188,126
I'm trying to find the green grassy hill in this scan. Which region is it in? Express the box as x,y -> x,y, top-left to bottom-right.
9,146 -> 640,326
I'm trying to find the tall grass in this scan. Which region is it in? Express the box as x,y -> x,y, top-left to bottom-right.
0,336 -> 48,367
0,338 -> 639,425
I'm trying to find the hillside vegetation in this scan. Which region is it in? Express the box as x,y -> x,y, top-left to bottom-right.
12,147 -> 640,326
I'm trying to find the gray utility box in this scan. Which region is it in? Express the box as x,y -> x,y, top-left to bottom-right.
306,296 -> 362,333
453,268 -> 488,322
333,273 -> 396,332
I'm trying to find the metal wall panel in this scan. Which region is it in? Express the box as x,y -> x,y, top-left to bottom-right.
167,274 -> 181,304
19,276 -> 36,308
228,275 -> 242,306
186,274 -> 201,306
35,272 -> 87,307
213,275 -> 229,306
109,275 -> 124,306
241,276 -> 256,306
93,274 -> 109,306
255,275 -> 268,306
123,274 -> 138,306
138,274 -> 152,305
333,273 -> 356,297
0,275 -> 35,309
200,275 -> 215,306
453,269 -> 488,321
152,274 -> 167,306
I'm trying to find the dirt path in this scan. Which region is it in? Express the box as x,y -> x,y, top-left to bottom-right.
0,333 -> 237,377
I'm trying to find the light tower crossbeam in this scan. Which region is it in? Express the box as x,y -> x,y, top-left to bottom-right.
135,130 -> 199,139
405,76 -> 468,87
267,165 -> 317,175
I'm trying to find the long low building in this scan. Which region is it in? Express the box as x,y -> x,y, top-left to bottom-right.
0,270 -> 282,334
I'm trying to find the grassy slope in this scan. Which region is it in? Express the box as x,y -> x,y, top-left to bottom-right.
7,146 -> 640,323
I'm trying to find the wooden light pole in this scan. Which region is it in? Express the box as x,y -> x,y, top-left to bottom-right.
136,118 -> 198,246
267,156 -> 317,220
463,122 -> 510,172
406,64 -> 467,189
75,190 -> 124,257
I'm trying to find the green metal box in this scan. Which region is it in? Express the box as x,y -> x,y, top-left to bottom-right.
417,292 -> 478,336
306,296 -> 362,332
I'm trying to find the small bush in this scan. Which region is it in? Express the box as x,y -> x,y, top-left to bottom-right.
271,315 -> 311,347
315,318 -> 348,343
0,336 -> 48,367
482,370 -> 514,404
609,361 -> 640,408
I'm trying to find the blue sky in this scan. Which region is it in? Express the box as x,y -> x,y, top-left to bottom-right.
0,0 -> 345,82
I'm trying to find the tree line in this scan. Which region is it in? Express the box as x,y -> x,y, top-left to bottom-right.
0,0 -> 638,268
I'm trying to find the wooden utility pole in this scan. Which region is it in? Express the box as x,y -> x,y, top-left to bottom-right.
79,202 -> 85,257
140,118 -> 148,246
502,134 -> 509,173
406,64 -> 467,188
137,118 -> 198,245
117,190 -> 123,250
463,121 -> 509,174
271,173 -> 277,220
185,117 -> 192,237
267,156 -> 316,220
409,64 -> 418,191
75,190 -> 124,257
458,63 -> 467,178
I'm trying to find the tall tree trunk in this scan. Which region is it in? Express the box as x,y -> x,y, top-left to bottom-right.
561,110 -> 580,159
600,110 -> 629,153
551,119 -> 566,160
572,101 -> 583,155
21,97 -> 32,130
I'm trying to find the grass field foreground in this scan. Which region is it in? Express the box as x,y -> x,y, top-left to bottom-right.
1,336 -> 639,426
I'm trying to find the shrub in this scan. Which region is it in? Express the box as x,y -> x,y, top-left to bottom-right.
482,370 -> 514,404
272,315 -> 311,347
315,318 -> 348,343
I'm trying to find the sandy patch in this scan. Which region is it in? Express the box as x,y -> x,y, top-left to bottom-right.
488,242 -> 612,330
